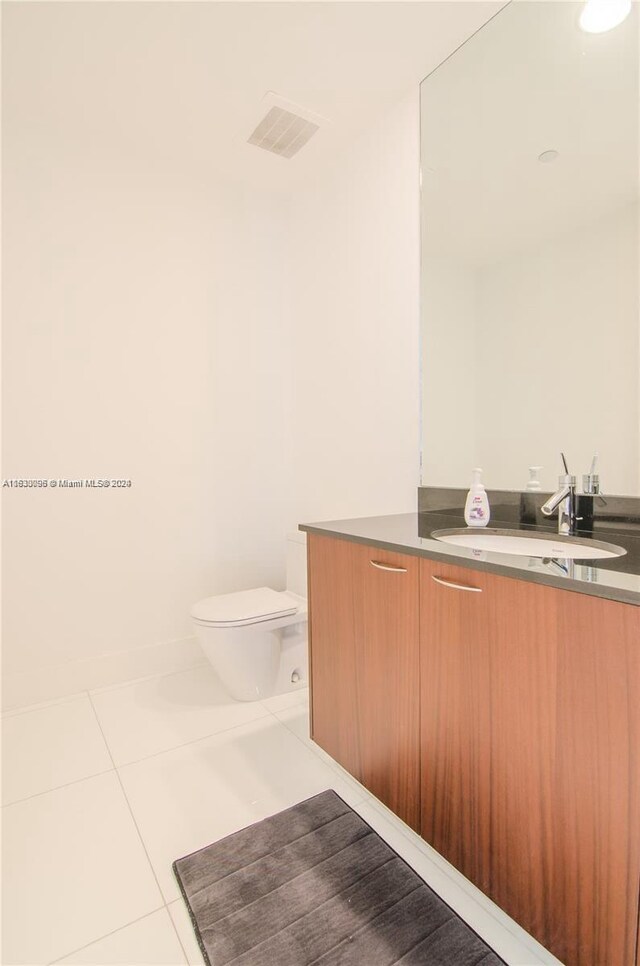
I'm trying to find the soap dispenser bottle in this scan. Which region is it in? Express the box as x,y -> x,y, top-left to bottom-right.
526,466 -> 543,492
520,465 -> 542,526
464,468 -> 490,527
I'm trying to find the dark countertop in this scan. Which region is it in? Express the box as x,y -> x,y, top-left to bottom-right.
299,512 -> 640,606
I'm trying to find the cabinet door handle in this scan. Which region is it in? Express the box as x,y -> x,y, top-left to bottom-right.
370,560 -> 408,573
432,575 -> 482,593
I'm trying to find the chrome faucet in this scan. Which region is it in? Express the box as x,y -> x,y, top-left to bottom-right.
540,453 -> 579,535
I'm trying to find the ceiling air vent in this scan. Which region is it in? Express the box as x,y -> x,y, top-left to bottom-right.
247,95 -> 325,159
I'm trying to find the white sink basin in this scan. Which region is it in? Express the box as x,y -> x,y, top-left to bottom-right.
431,528 -> 626,560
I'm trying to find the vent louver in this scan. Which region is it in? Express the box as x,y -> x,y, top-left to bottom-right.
247,106 -> 320,159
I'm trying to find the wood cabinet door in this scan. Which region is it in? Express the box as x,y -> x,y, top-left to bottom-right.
486,580 -> 640,966
307,534 -> 420,830
307,533 -> 361,780
352,542 -> 420,830
550,591 -> 640,966
486,576 -> 559,946
419,558 -> 493,892
421,556 -> 640,966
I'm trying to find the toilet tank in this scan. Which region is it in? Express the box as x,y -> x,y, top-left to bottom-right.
286,531 -> 307,598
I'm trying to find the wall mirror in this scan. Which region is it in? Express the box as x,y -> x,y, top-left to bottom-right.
420,1 -> 639,496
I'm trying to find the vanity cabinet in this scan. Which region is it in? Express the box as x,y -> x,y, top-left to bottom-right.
307,533 -> 420,830
307,532 -> 640,966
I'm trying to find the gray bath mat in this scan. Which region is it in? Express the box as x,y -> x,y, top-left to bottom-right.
173,789 -> 505,966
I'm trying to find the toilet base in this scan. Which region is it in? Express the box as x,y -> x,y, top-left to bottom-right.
270,620 -> 308,699
194,611 -> 308,702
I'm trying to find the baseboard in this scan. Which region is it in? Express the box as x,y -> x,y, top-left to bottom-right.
1,635 -> 205,712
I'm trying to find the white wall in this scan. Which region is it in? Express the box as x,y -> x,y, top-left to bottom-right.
3,82 -> 421,709
2,140 -> 292,706
285,91 -> 421,530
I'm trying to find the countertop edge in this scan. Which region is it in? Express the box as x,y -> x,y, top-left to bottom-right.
299,522 -> 640,607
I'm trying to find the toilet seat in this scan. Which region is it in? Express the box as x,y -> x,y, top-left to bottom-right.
191,586 -> 300,628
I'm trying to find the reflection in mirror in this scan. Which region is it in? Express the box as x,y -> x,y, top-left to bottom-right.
420,1 -> 639,495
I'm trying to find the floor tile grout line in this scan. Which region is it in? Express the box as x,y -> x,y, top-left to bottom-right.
109,707 -> 276,770
165,899 -> 193,965
86,693 -> 170,909
1,685 -> 301,810
87,694 -> 117,772
87,689 -> 197,961
269,706 -> 372,808
1,765 -> 116,810
88,661 -> 209,698
261,695 -> 310,717
270,704 -> 356,774
46,905 -> 168,965
4,677 -> 305,781
1,663 -> 212,719
2,687 -> 265,808
1,689 -> 92,720
85,692 -> 194,962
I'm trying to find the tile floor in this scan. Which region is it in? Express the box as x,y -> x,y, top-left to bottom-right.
2,666 -> 563,965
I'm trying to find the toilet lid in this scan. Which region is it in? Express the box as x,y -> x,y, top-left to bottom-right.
191,587 -> 299,626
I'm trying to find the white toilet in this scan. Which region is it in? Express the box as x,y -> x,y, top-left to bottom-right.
191,533 -> 308,702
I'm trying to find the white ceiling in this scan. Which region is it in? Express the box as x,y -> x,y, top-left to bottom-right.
421,0 -> 640,264
3,1 -> 504,192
